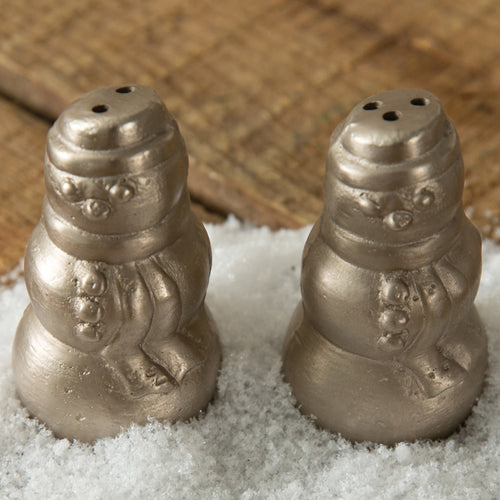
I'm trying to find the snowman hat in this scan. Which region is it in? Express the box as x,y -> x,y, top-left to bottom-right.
46,84 -> 186,177
326,88 -> 463,193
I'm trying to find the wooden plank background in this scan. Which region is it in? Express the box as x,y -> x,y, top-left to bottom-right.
1,0 -> 500,275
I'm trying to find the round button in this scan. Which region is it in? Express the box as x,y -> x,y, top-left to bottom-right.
380,279 -> 409,304
75,322 -> 101,341
81,270 -> 107,296
75,298 -> 104,323
379,309 -> 409,333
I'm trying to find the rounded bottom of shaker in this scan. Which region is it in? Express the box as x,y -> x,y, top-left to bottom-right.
282,302 -> 488,446
12,304 -> 221,443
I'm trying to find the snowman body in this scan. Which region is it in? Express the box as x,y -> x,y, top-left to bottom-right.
283,89 -> 487,444
13,85 -> 221,442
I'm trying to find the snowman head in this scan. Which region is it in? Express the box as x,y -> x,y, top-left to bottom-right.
45,85 -> 188,235
323,89 -> 464,247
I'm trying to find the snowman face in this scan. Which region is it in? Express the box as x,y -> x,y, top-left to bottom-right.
356,184 -> 436,231
57,175 -> 135,221
325,168 -> 462,245
45,153 -> 187,234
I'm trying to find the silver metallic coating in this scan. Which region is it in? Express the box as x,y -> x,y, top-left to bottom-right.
282,89 -> 488,445
12,85 -> 222,442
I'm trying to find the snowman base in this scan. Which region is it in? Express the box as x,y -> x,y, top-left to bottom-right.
13,305 -> 222,443
283,302 -> 488,445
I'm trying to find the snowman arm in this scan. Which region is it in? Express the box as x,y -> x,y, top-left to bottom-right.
136,257 -> 182,344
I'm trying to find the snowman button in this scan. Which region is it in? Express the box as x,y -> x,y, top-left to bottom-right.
75,322 -> 101,341
81,270 -> 107,296
380,279 -> 410,304
75,297 -> 104,323
379,309 -> 409,332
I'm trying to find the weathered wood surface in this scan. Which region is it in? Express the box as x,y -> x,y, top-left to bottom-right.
1,0 -> 500,274
0,98 -> 46,276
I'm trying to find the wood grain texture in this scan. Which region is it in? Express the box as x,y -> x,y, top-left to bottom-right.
1,0 -> 500,273
0,98 -> 46,276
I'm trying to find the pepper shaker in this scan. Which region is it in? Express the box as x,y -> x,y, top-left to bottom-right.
282,89 -> 488,444
13,85 -> 222,442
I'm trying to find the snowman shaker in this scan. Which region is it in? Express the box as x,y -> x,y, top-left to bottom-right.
13,85 -> 222,442
283,89 -> 488,444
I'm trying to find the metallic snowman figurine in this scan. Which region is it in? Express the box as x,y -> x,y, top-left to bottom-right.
283,89 -> 488,445
13,85 -> 222,442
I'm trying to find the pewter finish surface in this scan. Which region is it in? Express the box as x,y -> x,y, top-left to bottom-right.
12,85 -> 221,442
283,89 -> 488,445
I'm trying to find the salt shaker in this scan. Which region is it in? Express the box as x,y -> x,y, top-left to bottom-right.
13,85 -> 222,442
282,89 -> 488,444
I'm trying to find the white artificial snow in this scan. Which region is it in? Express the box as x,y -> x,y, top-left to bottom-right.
1,216 -> 499,499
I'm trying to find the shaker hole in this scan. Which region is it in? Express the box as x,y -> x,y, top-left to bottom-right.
411,97 -> 428,106
116,86 -> 134,94
383,111 -> 400,121
92,104 -> 109,113
363,101 -> 381,110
